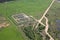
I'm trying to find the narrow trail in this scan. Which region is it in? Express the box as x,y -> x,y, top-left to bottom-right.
34,0 -> 55,40
44,16 -> 54,40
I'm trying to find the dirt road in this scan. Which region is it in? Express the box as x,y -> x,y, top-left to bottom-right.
34,0 -> 55,40
44,16 -> 54,40
35,0 -> 55,29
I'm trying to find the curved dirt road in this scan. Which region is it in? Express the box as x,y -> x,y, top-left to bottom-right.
35,0 -> 55,29
44,16 -> 54,40
35,0 -> 55,40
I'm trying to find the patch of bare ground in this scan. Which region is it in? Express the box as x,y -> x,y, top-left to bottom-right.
0,22 -> 10,28
0,16 -> 9,28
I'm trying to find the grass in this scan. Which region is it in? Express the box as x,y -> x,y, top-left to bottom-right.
0,0 -> 52,19
0,0 -> 52,40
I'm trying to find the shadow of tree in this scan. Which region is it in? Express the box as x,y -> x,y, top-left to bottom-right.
0,0 -> 15,3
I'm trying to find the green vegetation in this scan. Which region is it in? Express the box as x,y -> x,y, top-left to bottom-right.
0,0 -> 52,19
0,0 -> 52,40
23,25 -> 44,40
23,26 -> 35,40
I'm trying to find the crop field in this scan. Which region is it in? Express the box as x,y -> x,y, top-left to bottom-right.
0,0 -> 52,40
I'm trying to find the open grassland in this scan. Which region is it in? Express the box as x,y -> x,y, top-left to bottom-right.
0,0 -> 52,19
0,0 -> 52,40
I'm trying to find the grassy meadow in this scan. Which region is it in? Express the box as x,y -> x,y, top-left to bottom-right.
0,0 -> 52,40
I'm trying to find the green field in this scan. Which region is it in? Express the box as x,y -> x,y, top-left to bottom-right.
0,0 -> 52,40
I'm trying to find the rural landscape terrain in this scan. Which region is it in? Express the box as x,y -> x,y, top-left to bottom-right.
0,0 -> 60,40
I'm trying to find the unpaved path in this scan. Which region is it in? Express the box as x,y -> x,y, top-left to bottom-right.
34,0 -> 55,40
44,16 -> 54,40
35,0 -> 55,29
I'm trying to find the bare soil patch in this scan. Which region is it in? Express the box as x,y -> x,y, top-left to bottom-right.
0,16 -> 9,28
